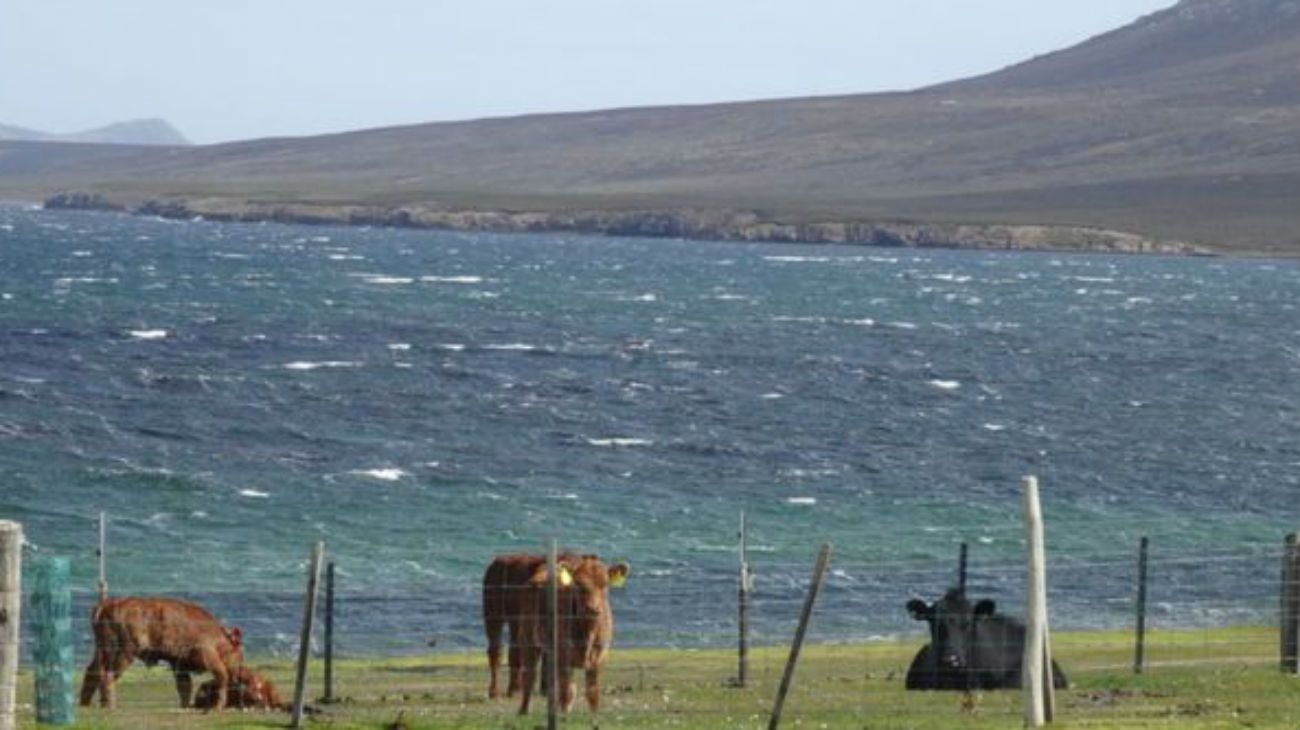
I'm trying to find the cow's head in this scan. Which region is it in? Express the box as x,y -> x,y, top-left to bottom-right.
530,557 -> 631,625
906,589 -> 995,671
221,626 -> 244,661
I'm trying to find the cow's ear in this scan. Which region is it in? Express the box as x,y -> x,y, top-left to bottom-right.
608,561 -> 630,588
973,599 -> 996,618
906,599 -> 930,621
227,627 -> 243,647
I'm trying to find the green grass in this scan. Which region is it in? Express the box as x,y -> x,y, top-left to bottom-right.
17,627 -> 1300,729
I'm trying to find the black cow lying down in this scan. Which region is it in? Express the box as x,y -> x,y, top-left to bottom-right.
905,589 -> 1068,691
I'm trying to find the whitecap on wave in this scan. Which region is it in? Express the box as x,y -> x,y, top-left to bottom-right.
420,275 -> 483,284
238,489 -> 270,499
786,497 -> 818,505
351,468 -> 408,481
928,379 -> 961,391
129,329 -> 168,340
283,361 -> 362,370
585,437 -> 653,447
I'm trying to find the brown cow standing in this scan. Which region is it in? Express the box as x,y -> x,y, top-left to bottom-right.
514,555 -> 630,716
79,596 -> 244,710
482,552 -> 579,698
192,667 -> 287,712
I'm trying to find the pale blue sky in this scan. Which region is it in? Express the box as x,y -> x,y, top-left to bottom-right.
0,0 -> 1174,144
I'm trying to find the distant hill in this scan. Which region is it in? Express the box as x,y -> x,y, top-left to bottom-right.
0,118 -> 189,146
3,0 -> 1300,254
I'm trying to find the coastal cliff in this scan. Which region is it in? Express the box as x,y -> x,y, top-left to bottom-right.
43,192 -> 1210,255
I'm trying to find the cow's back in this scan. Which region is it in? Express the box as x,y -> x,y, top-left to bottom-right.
94,597 -> 232,667
970,616 -> 1067,690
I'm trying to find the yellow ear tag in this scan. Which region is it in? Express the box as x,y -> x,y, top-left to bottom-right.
558,566 -> 573,587
609,572 -> 627,589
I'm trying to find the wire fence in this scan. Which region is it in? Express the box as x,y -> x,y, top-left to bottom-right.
7,527 -> 1300,728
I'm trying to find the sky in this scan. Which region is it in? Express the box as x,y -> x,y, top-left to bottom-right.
0,0 -> 1176,145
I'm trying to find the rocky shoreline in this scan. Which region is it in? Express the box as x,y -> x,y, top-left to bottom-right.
43,191 -> 1214,256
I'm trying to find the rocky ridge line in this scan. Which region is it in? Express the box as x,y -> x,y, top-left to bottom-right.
43,192 -> 1212,256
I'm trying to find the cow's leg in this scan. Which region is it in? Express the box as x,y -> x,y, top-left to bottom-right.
585,665 -> 601,713
78,650 -> 105,707
486,614 -> 505,699
101,652 -> 134,709
200,648 -> 231,712
559,665 -> 576,713
174,670 -> 193,708
517,646 -> 540,715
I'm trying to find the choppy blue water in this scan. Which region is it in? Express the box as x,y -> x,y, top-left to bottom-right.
2,205 -> 1299,658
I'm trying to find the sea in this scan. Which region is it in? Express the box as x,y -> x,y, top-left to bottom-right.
2,204 -> 1298,658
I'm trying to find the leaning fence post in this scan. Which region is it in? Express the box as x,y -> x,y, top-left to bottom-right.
323,561 -> 336,703
1134,536 -> 1150,674
738,510 -> 751,688
1283,533 -> 1300,674
1022,476 -> 1054,727
546,540 -> 559,730
767,543 -> 832,730
291,542 -> 324,729
0,521 -> 23,730
30,556 -> 75,725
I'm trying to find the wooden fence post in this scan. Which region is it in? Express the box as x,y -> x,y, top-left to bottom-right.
767,543 -> 832,730
1282,533 -> 1300,673
1022,476 -> 1054,727
291,542 -> 324,729
1134,536 -> 1149,674
323,561 -> 335,703
738,510 -> 750,688
546,540 -> 559,730
0,521 -> 23,730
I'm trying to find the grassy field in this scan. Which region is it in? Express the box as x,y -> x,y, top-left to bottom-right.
15,626 -> 1300,729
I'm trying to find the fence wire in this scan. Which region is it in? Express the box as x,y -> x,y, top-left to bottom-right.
8,532 -> 1300,728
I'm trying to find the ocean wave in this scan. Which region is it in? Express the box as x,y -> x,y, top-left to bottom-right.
351,468 -> 408,481
282,361 -> 362,370
238,489 -> 270,498
420,275 -> 483,284
128,329 -> 168,340
928,379 -> 961,391
585,437 -> 654,447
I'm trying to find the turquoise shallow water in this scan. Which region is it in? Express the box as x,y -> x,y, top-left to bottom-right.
1,205 -> 1298,656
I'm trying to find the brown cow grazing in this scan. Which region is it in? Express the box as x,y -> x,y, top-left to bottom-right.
192,667 -> 287,712
515,555 -> 630,716
79,597 -> 244,710
483,552 -> 578,699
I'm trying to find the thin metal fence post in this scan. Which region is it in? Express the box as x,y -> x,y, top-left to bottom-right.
1134,536 -> 1150,674
96,512 -> 107,603
767,543 -> 832,730
739,510 -> 750,688
958,541 -> 969,594
291,542 -> 324,729
546,540 -> 559,730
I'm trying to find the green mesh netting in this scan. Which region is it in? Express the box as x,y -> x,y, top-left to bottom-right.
29,556 -> 75,725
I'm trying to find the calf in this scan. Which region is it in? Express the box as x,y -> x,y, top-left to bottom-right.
905,589 -> 1068,691
79,596 -> 244,710
515,555 -> 630,716
192,667 -> 287,712
483,552 -> 580,698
